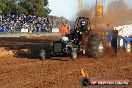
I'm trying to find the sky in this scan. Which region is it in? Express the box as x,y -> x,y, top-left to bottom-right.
48,0 -> 132,20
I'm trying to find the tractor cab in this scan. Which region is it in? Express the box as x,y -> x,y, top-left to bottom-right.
72,17 -> 92,36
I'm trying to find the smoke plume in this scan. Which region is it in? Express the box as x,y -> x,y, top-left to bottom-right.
76,0 -> 132,30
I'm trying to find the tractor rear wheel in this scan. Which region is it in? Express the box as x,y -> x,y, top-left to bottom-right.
88,35 -> 105,58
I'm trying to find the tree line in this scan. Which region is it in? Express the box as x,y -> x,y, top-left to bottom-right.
0,0 -> 51,16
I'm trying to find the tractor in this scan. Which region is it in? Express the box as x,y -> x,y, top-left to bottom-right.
39,17 -> 105,60
114,24 -> 132,53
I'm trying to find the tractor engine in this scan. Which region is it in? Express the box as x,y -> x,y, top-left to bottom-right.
52,36 -> 77,60
57,36 -> 73,55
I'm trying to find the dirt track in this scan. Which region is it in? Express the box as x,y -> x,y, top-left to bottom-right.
0,36 -> 131,88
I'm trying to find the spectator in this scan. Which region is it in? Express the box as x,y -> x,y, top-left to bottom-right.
0,14 -> 71,34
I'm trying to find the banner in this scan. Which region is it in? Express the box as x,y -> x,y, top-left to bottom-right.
97,4 -> 103,17
21,28 -> 28,32
52,28 -> 59,32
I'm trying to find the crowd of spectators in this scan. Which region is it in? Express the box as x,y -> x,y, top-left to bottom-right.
0,14 -> 70,34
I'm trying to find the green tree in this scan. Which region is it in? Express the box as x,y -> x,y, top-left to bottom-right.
0,0 -> 8,14
19,0 -> 51,16
0,0 -> 51,16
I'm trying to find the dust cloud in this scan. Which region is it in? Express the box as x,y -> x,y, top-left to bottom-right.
76,0 -> 132,30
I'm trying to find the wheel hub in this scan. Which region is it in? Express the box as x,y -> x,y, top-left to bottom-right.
98,42 -> 104,52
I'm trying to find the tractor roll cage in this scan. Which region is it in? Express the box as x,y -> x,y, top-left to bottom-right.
74,17 -> 91,30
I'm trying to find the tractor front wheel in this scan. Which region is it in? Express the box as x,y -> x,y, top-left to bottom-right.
71,48 -> 77,60
88,35 -> 105,58
39,49 -> 46,60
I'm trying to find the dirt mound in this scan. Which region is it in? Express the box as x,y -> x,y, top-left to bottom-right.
0,47 -> 15,58
0,37 -> 55,59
